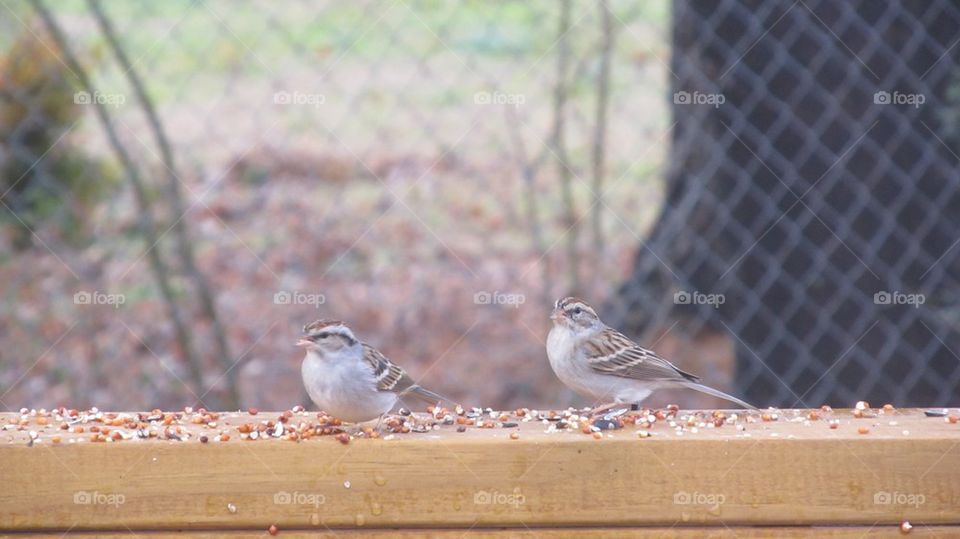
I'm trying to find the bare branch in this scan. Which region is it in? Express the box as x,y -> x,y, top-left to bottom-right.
503,107 -> 552,306
88,0 -> 241,410
32,0 -> 207,405
591,0 -> 615,255
550,0 -> 580,293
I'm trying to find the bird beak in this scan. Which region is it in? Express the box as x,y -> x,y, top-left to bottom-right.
296,338 -> 312,348
550,308 -> 563,321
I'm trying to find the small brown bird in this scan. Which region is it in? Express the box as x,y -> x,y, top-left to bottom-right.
297,319 -> 447,423
546,297 -> 755,412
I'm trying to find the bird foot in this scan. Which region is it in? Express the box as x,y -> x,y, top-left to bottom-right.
588,402 -> 622,417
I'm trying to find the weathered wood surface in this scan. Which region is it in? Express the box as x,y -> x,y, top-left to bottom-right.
1,406 -> 957,536
1,527 -> 956,538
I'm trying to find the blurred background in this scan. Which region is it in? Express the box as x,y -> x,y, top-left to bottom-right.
1,0 -> 958,412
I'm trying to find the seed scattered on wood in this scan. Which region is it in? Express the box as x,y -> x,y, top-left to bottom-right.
858,426 -> 869,435
510,432 -> 520,440
248,408 -> 259,416
900,520 -> 912,534
268,524 -> 278,535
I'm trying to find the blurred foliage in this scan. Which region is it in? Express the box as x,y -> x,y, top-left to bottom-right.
0,22 -> 116,249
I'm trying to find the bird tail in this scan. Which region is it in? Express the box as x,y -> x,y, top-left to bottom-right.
681,382 -> 756,409
399,385 -> 457,407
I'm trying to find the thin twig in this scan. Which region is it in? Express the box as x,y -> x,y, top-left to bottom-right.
32,0 -> 207,403
88,0 -> 241,410
550,0 -> 580,293
591,0 -> 615,256
503,107 -> 552,306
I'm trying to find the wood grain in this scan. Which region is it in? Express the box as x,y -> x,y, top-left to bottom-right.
1,408 -> 957,533
1,526 -> 955,538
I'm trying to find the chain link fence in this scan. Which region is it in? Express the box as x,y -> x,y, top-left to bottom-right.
0,0 -> 957,410
611,0 -> 960,407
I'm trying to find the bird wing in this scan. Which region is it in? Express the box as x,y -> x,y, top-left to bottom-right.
361,343 -> 448,404
362,343 -> 412,393
584,328 -> 701,383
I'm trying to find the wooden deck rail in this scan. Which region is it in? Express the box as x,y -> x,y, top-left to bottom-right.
2,406 -> 959,537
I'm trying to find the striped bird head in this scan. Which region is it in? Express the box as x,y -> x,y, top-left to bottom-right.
297,319 -> 360,355
551,297 -> 602,332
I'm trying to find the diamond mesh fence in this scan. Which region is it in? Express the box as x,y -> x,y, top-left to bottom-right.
610,0 -> 960,407
0,0 -> 957,411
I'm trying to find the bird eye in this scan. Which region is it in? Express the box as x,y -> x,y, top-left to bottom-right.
573,307 -> 582,315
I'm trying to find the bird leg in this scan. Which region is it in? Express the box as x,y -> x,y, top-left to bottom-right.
588,402 -> 622,417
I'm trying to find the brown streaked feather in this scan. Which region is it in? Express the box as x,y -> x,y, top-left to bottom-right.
362,343 -> 411,392
361,344 -> 450,404
558,297 -> 597,316
585,328 -> 700,383
303,319 -> 345,334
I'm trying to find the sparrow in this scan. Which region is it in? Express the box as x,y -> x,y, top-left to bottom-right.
297,319 -> 448,423
546,297 -> 755,411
